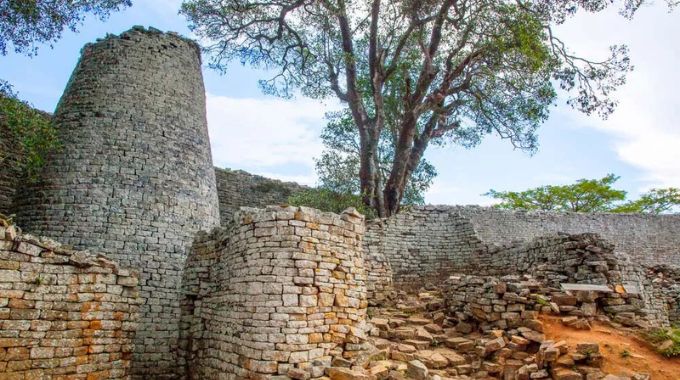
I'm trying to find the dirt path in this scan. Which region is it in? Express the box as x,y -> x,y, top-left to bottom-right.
541,316 -> 680,380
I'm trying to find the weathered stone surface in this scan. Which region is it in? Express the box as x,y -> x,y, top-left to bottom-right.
12,26 -> 220,378
406,360 -> 428,380
0,218 -> 140,379
552,368 -> 584,380
328,367 -> 371,380
179,206 -> 368,379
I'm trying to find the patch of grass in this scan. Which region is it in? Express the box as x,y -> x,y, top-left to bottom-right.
645,327 -> 680,358
536,296 -> 550,306
619,349 -> 631,358
251,181 -> 293,196
288,188 -> 376,219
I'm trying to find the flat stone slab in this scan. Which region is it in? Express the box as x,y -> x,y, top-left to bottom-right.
560,283 -> 612,292
622,283 -> 641,294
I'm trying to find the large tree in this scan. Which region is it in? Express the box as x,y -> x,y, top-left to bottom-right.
317,109 -> 436,205
0,0 -> 131,56
182,0 -> 670,216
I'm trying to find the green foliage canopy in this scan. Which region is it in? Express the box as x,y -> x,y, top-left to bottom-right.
0,81 -> 58,179
180,0 -> 666,216
317,109 -> 436,205
287,188 -> 377,219
0,0 -> 131,56
486,174 -> 680,214
612,188 -> 680,214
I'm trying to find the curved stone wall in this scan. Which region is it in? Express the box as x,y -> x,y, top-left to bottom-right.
364,206 -> 680,288
455,205 -> 680,266
179,206 -> 368,379
13,26 -> 220,378
363,206 -> 483,288
214,168 -> 309,224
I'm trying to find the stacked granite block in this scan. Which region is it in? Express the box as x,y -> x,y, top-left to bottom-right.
0,217 -> 140,379
12,26 -> 221,377
214,168 -> 308,225
179,206 -> 369,379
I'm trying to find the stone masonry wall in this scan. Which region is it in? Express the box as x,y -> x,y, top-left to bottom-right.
363,206 -> 484,288
214,168 -> 308,225
0,218 -> 140,379
362,221 -> 394,306
463,233 -> 624,286
13,26 -> 221,378
364,206 -> 680,287
455,205 -> 680,266
179,206 -> 369,379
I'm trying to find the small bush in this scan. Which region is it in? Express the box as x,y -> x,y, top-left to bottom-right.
645,327 -> 680,358
251,180 -> 292,196
287,188 -> 376,219
1,80 -> 58,179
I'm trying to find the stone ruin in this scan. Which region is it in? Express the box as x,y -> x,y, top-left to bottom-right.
0,26 -> 679,379
178,206 -> 368,378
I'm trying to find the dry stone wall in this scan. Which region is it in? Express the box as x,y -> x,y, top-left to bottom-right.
12,26 -> 220,378
214,168 -> 308,224
455,205 -> 680,266
0,219 -> 140,379
362,222 -> 394,306
642,266 -> 680,326
363,206 -> 483,289
179,206 -> 369,379
365,205 -> 680,288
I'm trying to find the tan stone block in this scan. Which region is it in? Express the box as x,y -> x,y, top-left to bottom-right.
30,346 -> 55,359
289,350 -> 309,363
6,347 -> 29,360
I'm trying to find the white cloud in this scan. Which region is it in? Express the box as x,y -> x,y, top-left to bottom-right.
556,4 -> 680,190
206,94 -> 334,170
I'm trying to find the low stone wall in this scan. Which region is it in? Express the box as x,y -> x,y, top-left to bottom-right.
363,221 -> 394,305
443,274 -> 647,333
363,207 -> 483,288
465,233 -> 623,286
214,168 -> 309,225
179,206 -> 369,379
643,266 -> 680,326
455,205 -> 680,267
0,219 -> 140,379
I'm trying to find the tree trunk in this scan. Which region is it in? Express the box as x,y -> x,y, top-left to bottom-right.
359,120 -> 387,217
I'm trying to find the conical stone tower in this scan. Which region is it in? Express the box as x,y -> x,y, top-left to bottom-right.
15,26 -> 220,378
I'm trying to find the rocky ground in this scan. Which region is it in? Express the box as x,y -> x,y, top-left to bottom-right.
317,290 -> 671,380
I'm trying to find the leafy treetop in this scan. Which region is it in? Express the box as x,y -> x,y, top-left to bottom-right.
180,0 -> 675,217
0,80 -> 58,179
0,0 -> 131,56
485,174 -> 680,214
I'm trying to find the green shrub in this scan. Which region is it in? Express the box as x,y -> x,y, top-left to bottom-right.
251,180 -> 292,196
645,327 -> 680,358
287,188 -> 376,219
0,81 -> 58,179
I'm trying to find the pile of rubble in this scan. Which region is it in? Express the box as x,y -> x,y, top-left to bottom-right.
317,275 -> 654,380
443,275 -> 648,333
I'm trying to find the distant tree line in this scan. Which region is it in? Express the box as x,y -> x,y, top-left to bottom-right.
485,174 -> 680,214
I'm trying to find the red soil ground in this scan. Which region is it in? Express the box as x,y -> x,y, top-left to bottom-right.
541,316 -> 680,380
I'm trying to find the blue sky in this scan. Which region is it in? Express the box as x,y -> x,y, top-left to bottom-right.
1,1 -> 678,206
